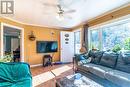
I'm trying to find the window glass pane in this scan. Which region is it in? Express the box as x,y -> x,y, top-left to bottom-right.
74,31 -> 81,54
90,29 -> 100,50
75,32 -> 80,44
102,22 -> 130,51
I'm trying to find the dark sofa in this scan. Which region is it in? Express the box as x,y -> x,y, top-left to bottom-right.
75,50 -> 130,87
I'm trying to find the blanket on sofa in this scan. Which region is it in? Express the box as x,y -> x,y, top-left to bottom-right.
0,62 -> 32,87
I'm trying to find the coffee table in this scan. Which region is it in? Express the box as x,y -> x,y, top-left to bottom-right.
56,73 -> 103,87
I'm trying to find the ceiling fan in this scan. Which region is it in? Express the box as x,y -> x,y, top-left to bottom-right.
43,3 -> 76,20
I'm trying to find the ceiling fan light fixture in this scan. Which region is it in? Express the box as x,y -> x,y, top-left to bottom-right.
56,14 -> 64,21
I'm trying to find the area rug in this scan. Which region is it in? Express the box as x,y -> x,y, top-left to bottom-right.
51,65 -> 72,76
57,73 -> 103,87
32,71 -> 55,87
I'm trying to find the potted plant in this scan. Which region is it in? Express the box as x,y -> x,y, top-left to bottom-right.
0,54 -> 13,62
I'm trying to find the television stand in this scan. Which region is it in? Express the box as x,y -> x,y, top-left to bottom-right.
43,55 -> 52,67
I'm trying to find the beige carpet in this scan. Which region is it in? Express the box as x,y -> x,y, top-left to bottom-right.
32,65 -> 72,87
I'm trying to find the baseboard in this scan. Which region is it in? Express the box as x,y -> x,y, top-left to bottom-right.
30,62 -> 72,68
30,62 -> 56,67
30,64 -> 42,68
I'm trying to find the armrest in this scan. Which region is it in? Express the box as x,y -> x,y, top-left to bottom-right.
74,54 -> 90,66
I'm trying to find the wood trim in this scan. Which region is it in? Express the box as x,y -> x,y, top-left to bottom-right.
0,23 -> 4,58
30,64 -> 42,68
89,14 -> 130,29
88,5 -> 130,27
70,4 -> 130,30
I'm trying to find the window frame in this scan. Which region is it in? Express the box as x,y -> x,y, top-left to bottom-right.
88,14 -> 130,51
74,29 -> 81,54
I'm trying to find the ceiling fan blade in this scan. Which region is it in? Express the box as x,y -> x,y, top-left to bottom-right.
57,5 -> 61,9
64,9 -> 76,14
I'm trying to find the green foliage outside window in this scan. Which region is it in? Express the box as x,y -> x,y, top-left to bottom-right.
112,44 -> 121,53
0,54 -> 13,62
124,38 -> 130,50
90,21 -> 130,51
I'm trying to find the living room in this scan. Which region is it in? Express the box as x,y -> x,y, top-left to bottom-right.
0,0 -> 130,87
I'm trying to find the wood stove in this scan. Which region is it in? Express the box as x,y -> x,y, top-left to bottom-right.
43,55 -> 52,67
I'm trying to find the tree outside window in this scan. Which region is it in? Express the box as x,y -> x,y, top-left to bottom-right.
89,20 -> 130,52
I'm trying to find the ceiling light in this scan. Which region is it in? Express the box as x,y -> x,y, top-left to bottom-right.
56,14 -> 64,21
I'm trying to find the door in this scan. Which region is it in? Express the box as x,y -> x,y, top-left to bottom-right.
60,31 -> 74,63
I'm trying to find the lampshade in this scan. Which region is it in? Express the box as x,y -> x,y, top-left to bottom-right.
80,46 -> 87,53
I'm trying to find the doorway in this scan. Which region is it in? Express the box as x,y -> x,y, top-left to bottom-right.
0,23 -> 24,62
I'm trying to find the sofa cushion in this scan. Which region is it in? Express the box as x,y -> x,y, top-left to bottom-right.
78,63 -> 113,79
89,65 -> 113,79
88,50 -> 104,64
122,52 -> 130,64
78,63 -> 97,71
105,70 -> 130,87
75,55 -> 86,61
100,52 -> 118,68
116,51 -> 130,73
75,54 -> 91,66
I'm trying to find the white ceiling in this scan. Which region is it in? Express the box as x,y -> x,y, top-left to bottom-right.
1,0 -> 130,29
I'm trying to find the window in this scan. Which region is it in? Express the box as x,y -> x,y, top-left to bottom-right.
90,29 -> 100,50
102,22 -> 130,51
89,18 -> 130,51
74,30 -> 81,54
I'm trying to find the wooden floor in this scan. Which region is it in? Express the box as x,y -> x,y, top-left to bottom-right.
31,64 -> 73,87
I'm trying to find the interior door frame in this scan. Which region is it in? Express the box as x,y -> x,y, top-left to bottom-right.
0,23 -> 24,62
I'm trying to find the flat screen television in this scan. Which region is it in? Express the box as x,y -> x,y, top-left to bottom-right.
37,41 -> 58,53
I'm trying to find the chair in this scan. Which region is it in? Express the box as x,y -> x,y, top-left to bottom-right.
13,51 -> 20,62
0,62 -> 32,87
